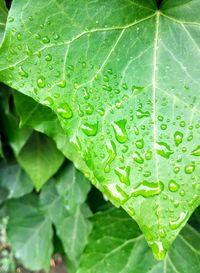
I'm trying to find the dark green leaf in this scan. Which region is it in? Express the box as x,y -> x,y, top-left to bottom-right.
17,132 -> 65,190
40,164 -> 92,267
78,209 -> 200,273
0,0 -> 200,259
0,163 -> 33,199
7,195 -> 53,271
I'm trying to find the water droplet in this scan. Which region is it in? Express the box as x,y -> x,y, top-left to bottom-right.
136,109 -> 150,119
133,151 -> 144,164
156,142 -> 173,159
150,241 -> 166,260
85,103 -> 94,115
45,54 -> 52,61
170,212 -> 188,230
103,183 -> 128,206
103,75 -> 109,82
8,16 -> 14,22
145,150 -> 152,160
81,122 -> 98,136
191,145 -> 200,156
57,103 -> 73,119
104,141 -> 116,173
57,80 -> 66,88
168,180 -> 179,192
131,181 -> 164,197
184,163 -> 195,174
135,139 -> 144,149
174,131 -> 183,146
18,66 -> 28,77
37,76 -> 46,88
114,166 -> 130,186
42,36 -> 50,43
112,119 -> 127,143
42,96 -> 54,106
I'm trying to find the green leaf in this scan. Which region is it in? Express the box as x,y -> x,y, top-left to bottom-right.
40,164 -> 92,267
0,88 -> 32,156
17,131 -> 64,190
0,0 -> 7,43
0,163 -> 33,198
7,195 -> 53,271
78,209 -> 200,273
0,0 -> 200,259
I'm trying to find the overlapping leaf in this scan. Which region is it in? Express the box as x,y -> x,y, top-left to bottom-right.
0,0 -> 200,259
78,209 -> 200,273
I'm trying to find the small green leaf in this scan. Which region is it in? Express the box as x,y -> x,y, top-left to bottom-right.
0,163 -> 33,198
40,164 -> 92,267
17,132 -> 64,190
7,195 -> 53,271
78,209 -> 200,273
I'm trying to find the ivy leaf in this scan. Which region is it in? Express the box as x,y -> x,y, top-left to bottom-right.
7,195 -> 53,271
17,132 -> 65,190
78,209 -> 200,273
0,0 -> 200,259
0,163 -> 33,198
40,164 -> 92,268
0,0 -> 7,43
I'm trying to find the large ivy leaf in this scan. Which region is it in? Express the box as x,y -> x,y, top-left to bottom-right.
0,163 -> 33,198
40,164 -> 92,268
6,195 -> 53,271
17,131 -> 65,190
0,0 -> 200,259
0,0 -> 7,43
78,209 -> 200,273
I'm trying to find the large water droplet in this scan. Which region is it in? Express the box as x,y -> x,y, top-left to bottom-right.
133,151 -> 144,164
170,212 -> 188,230
57,103 -> 73,119
136,109 -> 150,119
184,163 -> 195,174
174,131 -> 183,146
104,141 -> 116,173
156,142 -> 173,159
112,119 -> 127,143
114,166 -> 130,186
37,76 -> 46,88
81,122 -> 98,136
131,181 -> 164,197
135,139 -> 144,149
168,180 -> 179,192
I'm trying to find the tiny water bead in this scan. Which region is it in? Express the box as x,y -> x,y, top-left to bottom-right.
57,103 -> 73,119
45,54 -> 52,61
57,80 -> 66,88
112,119 -> 127,144
37,76 -> 46,88
81,122 -> 98,136
135,139 -> 144,149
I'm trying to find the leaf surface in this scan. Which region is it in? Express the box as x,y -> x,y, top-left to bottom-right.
17,131 -> 65,189
78,209 -> 200,273
40,164 -> 92,267
7,195 -> 53,271
0,0 -> 7,43
0,0 -> 200,258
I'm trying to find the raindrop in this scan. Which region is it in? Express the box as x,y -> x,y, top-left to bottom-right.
184,163 -> 195,174
104,140 -> 116,173
112,119 -> 127,144
114,166 -> 130,186
81,122 -> 98,136
170,212 -> 188,230
18,66 -> 28,77
131,181 -> 164,197
191,145 -> 200,156
168,180 -> 179,192
37,76 -> 46,88
156,142 -> 173,159
174,131 -> 183,146
57,103 -> 73,119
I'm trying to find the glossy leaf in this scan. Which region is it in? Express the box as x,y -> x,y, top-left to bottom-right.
0,163 -> 33,198
17,131 -> 65,190
78,209 -> 200,273
7,195 -> 53,271
40,164 -> 92,267
0,0 -> 200,259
